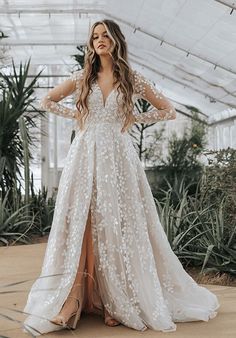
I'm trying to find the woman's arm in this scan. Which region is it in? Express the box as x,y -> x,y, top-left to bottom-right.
40,69 -> 83,119
133,70 -> 176,124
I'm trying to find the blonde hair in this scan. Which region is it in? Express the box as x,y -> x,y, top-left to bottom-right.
75,19 -> 136,132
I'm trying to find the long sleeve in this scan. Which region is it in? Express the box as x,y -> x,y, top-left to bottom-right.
40,69 -> 83,119
132,70 -> 176,124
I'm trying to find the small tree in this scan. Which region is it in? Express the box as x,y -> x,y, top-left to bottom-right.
159,112 -> 207,200
202,147 -> 236,229
129,98 -> 164,163
144,128 -> 165,166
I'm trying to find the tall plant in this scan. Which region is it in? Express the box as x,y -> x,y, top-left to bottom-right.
159,112 -> 207,200
202,147 -> 236,232
155,179 -> 236,275
0,59 -> 44,200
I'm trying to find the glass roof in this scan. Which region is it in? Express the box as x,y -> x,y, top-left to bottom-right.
1,0 -> 236,120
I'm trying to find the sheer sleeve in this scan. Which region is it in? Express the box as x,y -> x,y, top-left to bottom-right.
132,70 -> 176,124
40,69 -> 83,119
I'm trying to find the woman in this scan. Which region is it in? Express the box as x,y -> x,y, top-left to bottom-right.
23,19 -> 219,336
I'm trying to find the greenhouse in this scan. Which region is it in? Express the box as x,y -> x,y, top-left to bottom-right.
0,1 -> 235,337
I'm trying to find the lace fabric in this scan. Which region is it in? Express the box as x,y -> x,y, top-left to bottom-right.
132,70 -> 176,123
39,68 -> 176,124
39,72 -> 79,119
23,68 -> 219,336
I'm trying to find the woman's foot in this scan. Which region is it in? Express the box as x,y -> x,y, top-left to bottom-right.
104,308 -> 120,327
50,297 -> 79,326
50,284 -> 84,328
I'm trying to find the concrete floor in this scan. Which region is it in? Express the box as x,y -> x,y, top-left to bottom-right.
0,242 -> 235,338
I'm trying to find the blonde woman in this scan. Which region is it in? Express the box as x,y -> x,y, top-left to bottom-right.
23,19 -> 219,336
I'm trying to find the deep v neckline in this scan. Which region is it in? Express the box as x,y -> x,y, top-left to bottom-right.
95,79 -> 117,108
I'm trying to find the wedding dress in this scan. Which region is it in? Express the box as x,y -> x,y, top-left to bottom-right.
22,69 -> 219,335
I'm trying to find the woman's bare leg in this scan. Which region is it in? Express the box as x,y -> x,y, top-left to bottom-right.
85,210 -> 95,311
85,210 -> 120,326
70,208 -> 92,294
51,208 -> 120,326
51,209 -> 91,323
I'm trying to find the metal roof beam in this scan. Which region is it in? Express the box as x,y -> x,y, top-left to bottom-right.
214,0 -> 236,10
130,56 -> 236,112
0,8 -> 235,75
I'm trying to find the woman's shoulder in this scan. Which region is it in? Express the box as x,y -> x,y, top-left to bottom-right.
130,68 -> 140,76
129,68 -> 148,95
70,68 -> 84,82
130,68 -> 146,82
129,68 -> 148,89
70,68 -> 85,92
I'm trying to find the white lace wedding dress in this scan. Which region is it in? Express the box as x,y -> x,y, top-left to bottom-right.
22,69 -> 219,335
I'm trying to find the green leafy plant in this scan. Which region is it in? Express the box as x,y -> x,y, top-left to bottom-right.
130,98 -> 164,162
0,189 -> 35,245
201,147 -> 236,240
155,178 -> 236,275
0,59 -> 44,200
30,185 -> 56,236
71,45 -> 86,69
0,59 -> 50,244
155,112 -> 207,201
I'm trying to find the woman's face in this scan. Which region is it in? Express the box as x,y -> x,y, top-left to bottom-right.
92,24 -> 113,56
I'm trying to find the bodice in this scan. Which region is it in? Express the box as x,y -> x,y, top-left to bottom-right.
40,68 -> 177,129
83,82 -> 125,125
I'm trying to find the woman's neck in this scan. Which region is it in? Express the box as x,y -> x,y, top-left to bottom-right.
99,55 -> 113,73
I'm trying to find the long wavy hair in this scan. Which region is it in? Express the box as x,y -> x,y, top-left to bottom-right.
75,19 -> 136,132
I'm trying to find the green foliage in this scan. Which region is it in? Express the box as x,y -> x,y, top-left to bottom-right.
155,179 -> 236,275
157,112 -> 207,201
202,147 -> 236,197
165,114 -> 206,171
0,180 -> 56,245
202,147 -> 236,235
0,59 -> 44,199
0,31 -> 8,39
71,45 -> 86,68
0,30 -> 9,66
144,128 -> 165,165
0,188 -> 35,245
130,98 -> 164,162
30,185 -> 56,236
0,59 -> 53,244
153,145 -> 236,275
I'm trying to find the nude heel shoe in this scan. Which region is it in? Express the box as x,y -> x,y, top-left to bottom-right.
66,295 -> 83,329
102,304 -> 121,327
50,284 -> 84,329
